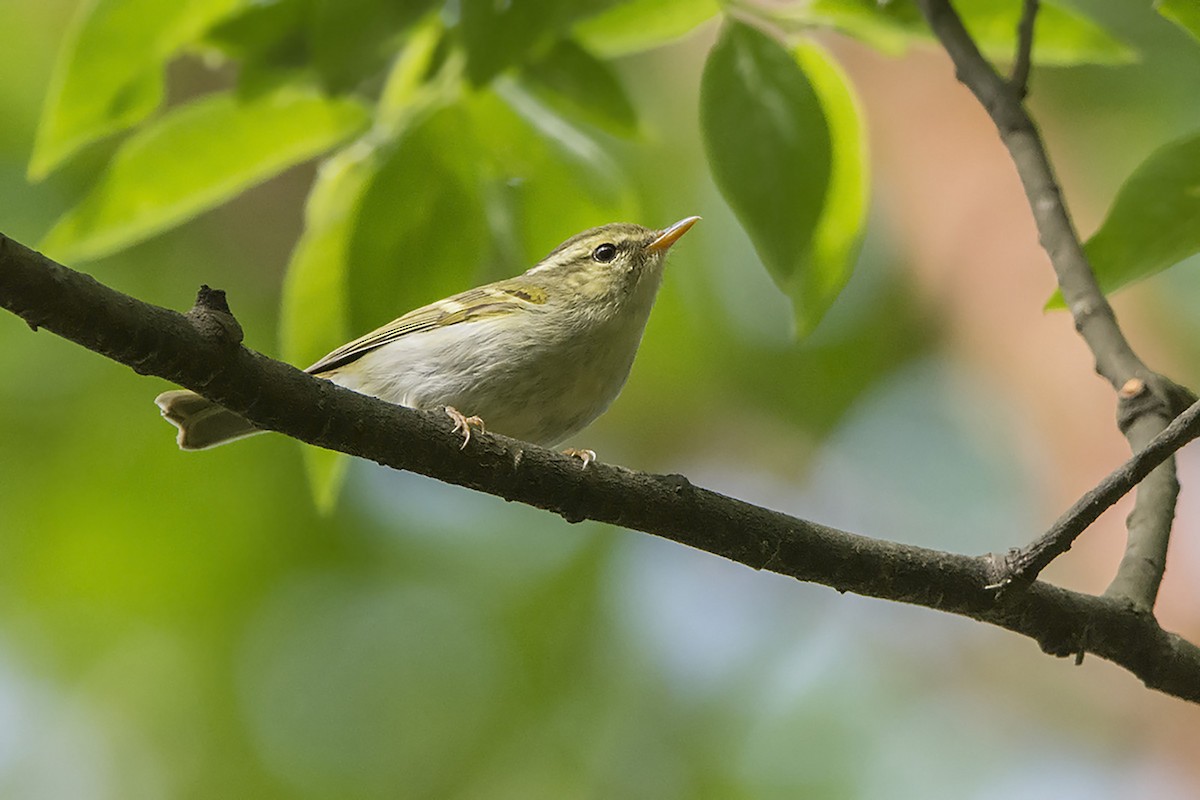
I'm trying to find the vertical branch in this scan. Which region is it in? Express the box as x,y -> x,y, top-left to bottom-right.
914,0 -> 1191,609
916,0 -> 1142,387
996,395 -> 1200,589
1009,0 -> 1038,98
1104,410 -> 1179,607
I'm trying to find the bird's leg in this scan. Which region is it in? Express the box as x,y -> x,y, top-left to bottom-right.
445,406 -> 485,449
562,448 -> 597,469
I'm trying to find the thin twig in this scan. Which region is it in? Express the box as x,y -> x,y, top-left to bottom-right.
915,0 -> 1192,610
994,394 -> 1200,589
1009,0 -> 1039,98
915,0 -> 1151,391
1104,411 -> 1179,606
4,232 -> 1200,702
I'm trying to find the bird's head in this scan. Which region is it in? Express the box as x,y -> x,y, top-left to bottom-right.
527,217 -> 700,300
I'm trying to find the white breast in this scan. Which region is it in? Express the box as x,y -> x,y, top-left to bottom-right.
323,276 -> 661,445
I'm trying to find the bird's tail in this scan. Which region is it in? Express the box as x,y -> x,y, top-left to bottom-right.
154,390 -> 261,450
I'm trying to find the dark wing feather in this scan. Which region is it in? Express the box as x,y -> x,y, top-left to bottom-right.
305,282 -> 547,375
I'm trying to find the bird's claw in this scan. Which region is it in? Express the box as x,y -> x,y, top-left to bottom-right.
562,448 -> 597,468
445,406 -> 485,449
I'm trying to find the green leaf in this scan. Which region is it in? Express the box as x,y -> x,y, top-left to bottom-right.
206,0 -> 437,96
804,0 -> 1134,64
307,0 -> 437,91
791,42 -> 869,337
459,0 -> 558,86
490,80 -> 635,225
280,151 -> 368,378
463,86 -> 639,275
457,0 -> 613,86
280,35 -> 456,509
29,0 -> 243,180
347,108 -> 489,337
279,141 -> 383,512
701,22 -> 834,333
376,17 -> 459,128
202,0 -> 304,61
801,0 -> 921,55
41,84 -> 369,263
1159,0 -> 1200,42
1047,132 -> 1200,307
304,448 -> 351,515
519,39 -> 638,137
573,0 -> 721,57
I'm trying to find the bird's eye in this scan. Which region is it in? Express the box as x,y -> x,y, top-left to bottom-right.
592,243 -> 618,263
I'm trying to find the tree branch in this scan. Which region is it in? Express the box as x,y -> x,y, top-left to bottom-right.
4,233 -> 1200,703
914,0 -> 1193,611
994,384 -> 1200,590
1009,0 -> 1038,98
1103,408 -> 1179,607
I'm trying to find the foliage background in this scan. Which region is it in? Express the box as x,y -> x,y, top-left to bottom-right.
2,0 -> 1200,797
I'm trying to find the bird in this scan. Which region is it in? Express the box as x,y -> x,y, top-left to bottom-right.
155,216 -> 699,457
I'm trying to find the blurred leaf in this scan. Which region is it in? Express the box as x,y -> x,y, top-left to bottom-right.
304,448 -> 350,514
701,22 -> 834,333
355,86 -> 637,311
1048,132 -> 1200,307
280,141 -> 381,510
714,260 -> 938,441
801,0 -> 921,54
500,535 -> 611,694
282,21 -> 450,366
1159,0 -> 1200,42
376,19 -> 458,127
519,39 -> 638,137
791,42 -> 869,336
281,30 -> 455,509
959,0 -> 1134,64
347,109 -> 488,334
479,86 -> 639,260
573,0 -> 721,57
804,0 -> 1134,64
41,84 -> 369,263
458,0 -> 614,86
459,0 -> 560,85
202,0 -> 308,78
276,148 -> 371,359
29,0 -> 243,179
206,0 -> 437,95
240,576 -> 506,797
307,0 -> 436,91
493,79 -> 631,209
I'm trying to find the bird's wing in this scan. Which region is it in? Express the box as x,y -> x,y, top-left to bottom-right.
305,281 -> 549,375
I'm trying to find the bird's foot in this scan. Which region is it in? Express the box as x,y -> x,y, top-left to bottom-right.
445,406 -> 485,449
562,448 -> 597,468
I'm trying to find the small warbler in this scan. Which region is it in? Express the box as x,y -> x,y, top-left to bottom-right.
156,216 -> 699,455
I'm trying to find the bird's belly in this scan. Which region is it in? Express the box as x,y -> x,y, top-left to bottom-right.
325,318 -> 640,446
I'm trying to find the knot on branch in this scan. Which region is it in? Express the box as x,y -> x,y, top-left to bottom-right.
186,285 -> 243,349
983,549 -> 1027,598
1117,374 -> 1196,435
663,473 -> 695,498
984,545 -> 1060,603
990,93 -> 1035,137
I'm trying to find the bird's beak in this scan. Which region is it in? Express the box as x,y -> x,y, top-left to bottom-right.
646,216 -> 700,254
